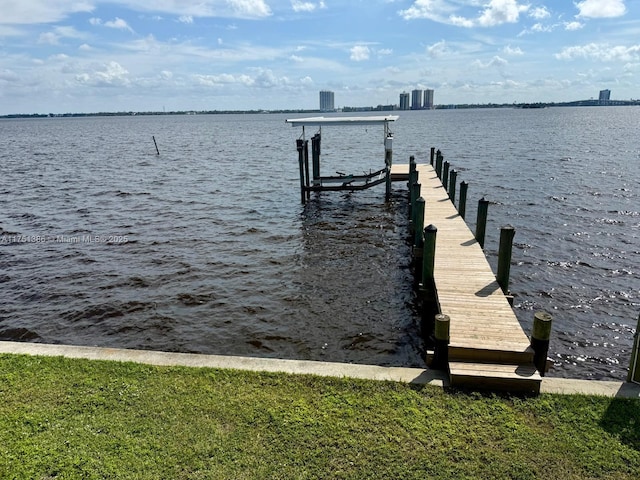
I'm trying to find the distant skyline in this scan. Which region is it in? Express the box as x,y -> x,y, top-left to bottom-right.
0,1 -> 639,115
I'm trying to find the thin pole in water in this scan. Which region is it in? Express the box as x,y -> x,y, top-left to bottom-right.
152,136 -> 160,155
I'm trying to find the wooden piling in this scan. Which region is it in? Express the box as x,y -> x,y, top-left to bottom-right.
413,197 -> 425,250
152,136 -> 160,155
628,313 -> 640,384
408,156 -> 417,202
433,314 -> 450,370
442,161 -> 449,190
459,181 -> 468,219
421,225 -> 437,284
430,147 -> 435,166
311,133 -> 321,184
475,197 -> 489,249
410,183 -> 421,231
413,197 -> 426,286
385,134 -> 393,202
531,311 -> 553,376
296,139 -> 306,204
435,150 -> 443,178
497,225 -> 515,295
448,170 -> 457,201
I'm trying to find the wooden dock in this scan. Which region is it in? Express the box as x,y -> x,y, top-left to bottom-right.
392,163 -> 542,393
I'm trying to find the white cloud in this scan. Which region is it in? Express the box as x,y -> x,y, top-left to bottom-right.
427,40 -> 447,58
350,45 -> 370,61
291,1 -> 326,12
476,0 -> 529,27
503,45 -> 523,55
38,25 -> 88,44
104,17 -> 134,33
529,6 -> 550,19
564,21 -> 584,31
473,55 -> 508,68
555,43 -> 640,62
400,0 -> 529,27
195,69 -> 291,89
575,0 -> 626,18
0,0 -> 272,25
75,61 -> 130,87
178,15 -> 194,24
0,0 -> 95,24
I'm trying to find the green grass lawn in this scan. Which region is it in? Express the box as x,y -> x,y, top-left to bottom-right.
1,353 -> 639,479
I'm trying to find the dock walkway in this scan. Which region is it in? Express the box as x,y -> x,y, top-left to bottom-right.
392,163 -> 541,392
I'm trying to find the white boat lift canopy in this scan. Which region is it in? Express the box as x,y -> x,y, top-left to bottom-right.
285,115 -> 399,127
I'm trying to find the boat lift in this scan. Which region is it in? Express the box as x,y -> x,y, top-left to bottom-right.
286,115 -> 398,204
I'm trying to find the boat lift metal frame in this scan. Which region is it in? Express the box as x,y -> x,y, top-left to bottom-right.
286,115 -> 398,204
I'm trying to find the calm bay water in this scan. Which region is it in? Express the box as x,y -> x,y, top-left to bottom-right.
0,107 -> 638,380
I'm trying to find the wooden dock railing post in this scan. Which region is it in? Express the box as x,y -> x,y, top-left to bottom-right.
497,225 -> 515,295
448,170 -> 457,202
459,181 -> 468,219
433,314 -> 450,370
435,150 -> 443,178
628,313 -> 640,384
531,311 -> 553,376
430,147 -> 435,166
475,197 -> 489,248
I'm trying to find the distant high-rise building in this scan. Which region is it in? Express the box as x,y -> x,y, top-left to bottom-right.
319,90 -> 335,111
599,89 -> 611,105
399,92 -> 410,110
411,89 -> 423,110
423,89 -> 434,109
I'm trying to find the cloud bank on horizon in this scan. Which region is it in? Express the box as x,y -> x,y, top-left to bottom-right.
0,0 -> 637,113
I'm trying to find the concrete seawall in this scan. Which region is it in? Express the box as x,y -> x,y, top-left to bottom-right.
1,341 -> 638,399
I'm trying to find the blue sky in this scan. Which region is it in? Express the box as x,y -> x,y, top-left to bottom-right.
0,0 -> 638,114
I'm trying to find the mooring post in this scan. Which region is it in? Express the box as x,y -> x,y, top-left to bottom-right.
475,197 -> 489,249
497,225 -> 516,295
152,135 -> 160,155
449,170 -> 457,201
420,224 -> 438,341
303,140 -> 311,200
413,197 -> 425,249
430,147 -> 435,166
311,133 -> 321,184
413,197 -> 426,286
433,314 -> 450,370
435,150 -> 443,178
410,183 -> 421,231
296,139 -> 306,204
530,311 -> 553,376
408,156 -> 417,201
442,161 -> 449,190
422,225 -> 437,283
385,133 -> 393,202
459,181 -> 468,219
628,313 -> 640,384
